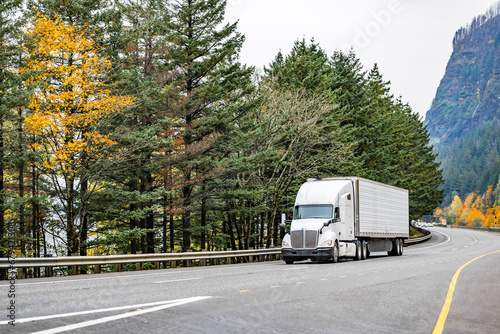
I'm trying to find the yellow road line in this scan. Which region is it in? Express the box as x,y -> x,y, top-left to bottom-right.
432,249 -> 500,334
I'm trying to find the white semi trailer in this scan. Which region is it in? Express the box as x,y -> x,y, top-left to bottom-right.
280,177 -> 409,264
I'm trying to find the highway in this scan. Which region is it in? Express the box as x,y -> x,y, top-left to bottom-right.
1,227 -> 500,333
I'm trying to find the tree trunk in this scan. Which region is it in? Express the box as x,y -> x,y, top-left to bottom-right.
201,185 -> 207,250
0,120 -> 5,279
79,179 -> 88,256
162,197 -> 167,253
146,173 -> 155,254
32,163 -> 40,277
130,202 -> 138,254
227,213 -> 237,251
182,182 -> 192,251
169,203 -> 175,252
66,177 -> 78,256
18,108 -> 25,256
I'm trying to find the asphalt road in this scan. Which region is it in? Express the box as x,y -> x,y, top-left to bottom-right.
1,227 -> 500,333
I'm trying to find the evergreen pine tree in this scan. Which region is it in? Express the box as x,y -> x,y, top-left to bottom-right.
165,0 -> 253,251
0,0 -> 24,278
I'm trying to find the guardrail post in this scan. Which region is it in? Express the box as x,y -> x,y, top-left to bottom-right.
227,248 -> 232,264
155,250 -> 160,269
16,267 -> 24,279
186,250 -> 192,267
94,251 -> 101,274
136,251 -> 142,271
71,253 -> 79,275
249,247 -> 254,263
16,255 -> 25,279
45,254 -> 53,277
116,252 -> 122,272
200,250 -> 206,266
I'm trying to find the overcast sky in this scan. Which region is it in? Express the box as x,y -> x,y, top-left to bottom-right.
225,0 -> 497,120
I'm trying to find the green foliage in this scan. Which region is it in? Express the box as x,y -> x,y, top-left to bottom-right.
0,1 -> 444,269
265,40 -> 443,220
438,120 -> 500,205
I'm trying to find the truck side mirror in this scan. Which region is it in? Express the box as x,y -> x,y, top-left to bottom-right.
279,222 -> 291,233
320,220 -> 333,234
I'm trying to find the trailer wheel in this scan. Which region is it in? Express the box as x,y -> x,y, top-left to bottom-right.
388,238 -> 398,256
398,239 -> 403,256
285,260 -> 294,265
361,240 -> 367,260
332,242 -> 339,263
361,240 -> 369,260
354,241 -> 362,261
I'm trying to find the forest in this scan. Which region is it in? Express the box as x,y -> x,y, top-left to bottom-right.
434,185 -> 500,229
0,0 -> 443,277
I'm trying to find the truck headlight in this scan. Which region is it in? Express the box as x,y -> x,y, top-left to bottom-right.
320,239 -> 333,247
282,240 -> 289,247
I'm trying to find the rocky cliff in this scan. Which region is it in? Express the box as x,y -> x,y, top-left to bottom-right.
425,5 -> 500,147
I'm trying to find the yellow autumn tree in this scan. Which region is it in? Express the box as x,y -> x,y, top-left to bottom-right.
456,193 -> 476,226
466,208 -> 484,228
21,14 -> 134,255
447,195 -> 462,225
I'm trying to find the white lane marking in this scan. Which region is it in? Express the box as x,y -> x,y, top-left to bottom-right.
283,267 -> 308,271
17,296 -> 211,333
0,297 -> 211,325
0,272 -> 179,287
452,248 -> 458,251
0,263 -> 273,287
153,277 -> 202,284
406,229 -> 451,251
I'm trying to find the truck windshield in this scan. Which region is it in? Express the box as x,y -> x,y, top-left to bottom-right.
294,205 -> 333,219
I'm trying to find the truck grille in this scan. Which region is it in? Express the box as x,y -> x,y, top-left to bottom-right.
291,229 -> 318,248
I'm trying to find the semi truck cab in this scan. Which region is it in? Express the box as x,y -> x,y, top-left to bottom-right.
281,179 -> 358,264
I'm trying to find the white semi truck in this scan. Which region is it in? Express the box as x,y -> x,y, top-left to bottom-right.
280,177 -> 409,264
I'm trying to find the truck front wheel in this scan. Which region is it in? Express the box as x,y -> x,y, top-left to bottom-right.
332,242 -> 339,263
361,240 -> 368,260
285,260 -> 294,265
354,241 -> 362,261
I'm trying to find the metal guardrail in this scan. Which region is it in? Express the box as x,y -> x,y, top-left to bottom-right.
0,248 -> 281,269
0,248 -> 282,279
404,233 -> 432,245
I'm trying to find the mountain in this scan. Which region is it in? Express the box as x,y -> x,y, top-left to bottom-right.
425,4 -> 500,147
424,4 -> 500,204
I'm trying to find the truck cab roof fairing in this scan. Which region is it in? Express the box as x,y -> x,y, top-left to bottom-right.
295,179 -> 352,206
